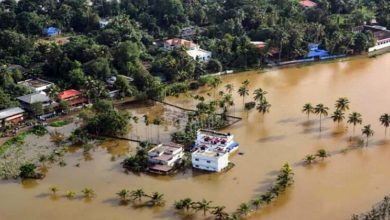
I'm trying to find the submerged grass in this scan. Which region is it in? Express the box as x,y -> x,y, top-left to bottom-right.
50,120 -> 69,127
0,131 -> 30,156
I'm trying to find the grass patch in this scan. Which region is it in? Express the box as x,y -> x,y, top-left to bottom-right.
50,120 -> 68,127
0,131 -> 30,156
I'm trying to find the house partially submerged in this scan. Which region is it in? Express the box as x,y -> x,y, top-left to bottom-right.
17,78 -> 53,94
353,25 -> 390,53
191,130 -> 239,172
148,144 -> 184,174
0,107 -> 25,130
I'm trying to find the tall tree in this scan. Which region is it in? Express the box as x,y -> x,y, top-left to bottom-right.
379,113 -> 390,137
347,112 -> 363,138
362,124 -> 374,147
314,104 -> 329,132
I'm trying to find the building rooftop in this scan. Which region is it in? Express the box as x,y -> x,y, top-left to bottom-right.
18,78 -> 53,89
299,0 -> 317,7
149,144 -> 182,156
0,107 -> 25,120
58,89 -> 81,100
17,93 -> 50,104
165,38 -> 198,49
186,48 -> 211,57
251,41 -> 266,49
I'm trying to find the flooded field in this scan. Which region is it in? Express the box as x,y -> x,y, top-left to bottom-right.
2,54 -> 390,220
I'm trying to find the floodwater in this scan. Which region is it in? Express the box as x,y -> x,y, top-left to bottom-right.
2,54 -> 390,220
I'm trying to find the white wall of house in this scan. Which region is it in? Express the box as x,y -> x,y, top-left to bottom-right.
369,39 -> 390,52
186,49 -> 212,62
191,152 -> 229,172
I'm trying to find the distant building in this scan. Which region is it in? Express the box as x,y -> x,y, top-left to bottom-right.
251,41 -> 267,49
58,89 -> 87,107
299,0 -> 317,8
186,48 -> 212,62
192,130 -> 239,172
306,43 -> 330,59
106,75 -> 134,87
43,27 -> 61,37
353,25 -> 390,53
17,78 -> 53,94
180,26 -> 206,39
148,144 -> 184,174
17,93 -> 53,112
0,107 -> 25,130
163,38 -> 199,51
99,19 -> 111,29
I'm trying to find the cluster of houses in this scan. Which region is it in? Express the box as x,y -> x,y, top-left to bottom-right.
147,129 -> 239,174
0,78 -> 87,131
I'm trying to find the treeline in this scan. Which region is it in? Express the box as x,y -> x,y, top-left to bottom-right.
0,0 -> 387,108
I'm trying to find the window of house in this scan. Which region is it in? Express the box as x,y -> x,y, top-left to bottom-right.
207,160 -> 211,163
195,158 -> 199,161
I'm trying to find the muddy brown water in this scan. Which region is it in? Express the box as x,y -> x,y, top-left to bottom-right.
2,55 -> 390,220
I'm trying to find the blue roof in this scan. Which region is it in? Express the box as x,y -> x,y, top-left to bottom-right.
44,27 -> 60,37
306,43 -> 329,58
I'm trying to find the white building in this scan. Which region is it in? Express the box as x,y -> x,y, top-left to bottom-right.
352,25 -> 390,53
148,144 -> 184,173
186,48 -> 212,63
192,130 -> 239,172
17,78 -> 53,94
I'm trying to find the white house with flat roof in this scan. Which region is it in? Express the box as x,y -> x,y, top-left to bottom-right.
191,129 -> 239,172
17,78 -> 53,93
148,144 -> 184,174
186,48 -> 212,62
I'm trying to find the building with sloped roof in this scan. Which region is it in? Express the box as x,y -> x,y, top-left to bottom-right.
0,107 -> 25,130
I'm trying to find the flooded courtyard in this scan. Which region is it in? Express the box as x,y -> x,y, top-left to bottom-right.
2,54 -> 390,219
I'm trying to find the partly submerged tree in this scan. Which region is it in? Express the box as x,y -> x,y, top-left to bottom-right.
304,154 -> 317,164
331,109 -> 345,126
302,103 -> 314,120
314,104 -> 329,132
253,88 -> 267,102
316,149 -> 329,160
117,189 -> 131,203
195,199 -> 212,216
238,85 -> 249,105
362,124 -> 374,147
256,99 -> 271,115
347,112 -> 363,138
244,101 -> 256,119
50,130 -> 65,147
237,203 -> 251,217
335,97 -> 350,112
379,113 -> 390,137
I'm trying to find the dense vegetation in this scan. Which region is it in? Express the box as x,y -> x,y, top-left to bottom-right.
0,0 -> 385,109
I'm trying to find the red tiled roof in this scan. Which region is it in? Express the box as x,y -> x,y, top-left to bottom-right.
299,0 -> 317,7
165,38 -> 198,49
58,89 -> 81,100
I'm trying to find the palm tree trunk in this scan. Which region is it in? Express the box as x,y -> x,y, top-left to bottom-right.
319,114 -> 322,132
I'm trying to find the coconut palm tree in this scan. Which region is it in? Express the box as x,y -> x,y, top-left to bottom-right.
47,85 -> 60,101
131,189 -> 146,202
49,186 -> 59,195
147,192 -> 165,206
304,154 -> 317,164
379,113 -> 390,137
256,99 -> 271,115
211,206 -> 229,220
335,97 -> 350,112
132,116 -> 139,139
174,198 -> 194,212
210,77 -> 222,97
261,191 -> 275,204
66,191 -> 76,199
302,103 -> 314,120
244,102 -> 256,119
242,80 -> 250,87
225,84 -> 234,94
238,85 -> 249,105
143,115 -> 149,141
117,189 -> 131,203
251,198 -> 263,209
253,88 -> 268,102
237,203 -> 251,217
153,117 -> 163,142
331,109 -> 345,126
81,188 -> 95,198
316,149 -> 329,160
347,112 -> 363,138
195,199 -> 212,216
314,104 -> 329,132
362,124 -> 374,147
50,130 -> 65,147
